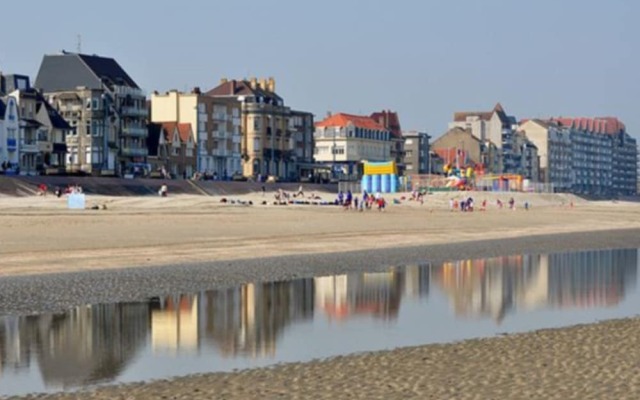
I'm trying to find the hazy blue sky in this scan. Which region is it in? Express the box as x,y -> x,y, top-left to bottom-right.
1,0 -> 638,138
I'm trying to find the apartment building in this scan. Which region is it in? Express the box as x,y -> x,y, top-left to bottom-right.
519,119 -> 573,192
206,78 -> 314,181
35,52 -> 148,176
402,131 -> 431,174
150,89 -> 242,178
450,103 -> 538,177
552,117 -> 636,196
521,116 -> 637,196
314,113 -> 392,178
0,74 -> 70,175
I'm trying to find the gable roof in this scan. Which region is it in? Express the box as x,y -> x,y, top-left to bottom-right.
315,113 -> 387,131
370,110 -> 402,138
34,92 -> 71,130
160,122 -> 192,143
432,127 -> 480,147
453,103 -> 511,124
35,52 -> 139,92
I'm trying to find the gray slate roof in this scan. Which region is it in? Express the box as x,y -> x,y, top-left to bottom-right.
35,52 -> 139,92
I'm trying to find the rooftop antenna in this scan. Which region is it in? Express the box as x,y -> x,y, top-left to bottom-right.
77,34 -> 82,53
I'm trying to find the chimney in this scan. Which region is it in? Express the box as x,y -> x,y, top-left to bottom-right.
230,79 -> 236,95
249,77 -> 257,89
326,111 -> 332,119
267,77 -> 275,93
220,78 -> 228,85
259,78 -> 267,90
192,87 -> 201,94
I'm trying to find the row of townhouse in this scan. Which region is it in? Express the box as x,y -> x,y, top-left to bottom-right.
520,117 -> 637,196
0,74 -> 71,175
1,52 -> 316,181
148,78 -> 315,181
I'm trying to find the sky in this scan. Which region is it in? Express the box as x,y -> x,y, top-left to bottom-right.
1,0 -> 638,139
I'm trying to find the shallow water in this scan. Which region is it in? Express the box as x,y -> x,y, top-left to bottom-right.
0,248 -> 638,396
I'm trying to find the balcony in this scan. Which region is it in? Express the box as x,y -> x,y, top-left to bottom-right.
121,126 -> 148,138
121,147 -> 148,157
214,130 -> 227,139
212,148 -> 229,157
120,107 -> 148,117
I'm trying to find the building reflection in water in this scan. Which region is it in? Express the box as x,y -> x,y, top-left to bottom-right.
431,249 -> 638,323
0,249 -> 637,391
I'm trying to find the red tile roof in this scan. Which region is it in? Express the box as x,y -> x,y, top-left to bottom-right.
315,113 -> 387,131
370,110 -> 402,138
548,116 -> 626,135
160,122 -> 192,142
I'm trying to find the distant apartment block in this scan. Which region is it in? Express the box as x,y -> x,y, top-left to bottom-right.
402,131 -> 431,174
314,113 -> 393,178
0,74 -> 71,175
35,52 -> 148,176
150,88 -> 242,178
449,103 -> 538,178
520,117 -> 637,196
206,78 -> 314,181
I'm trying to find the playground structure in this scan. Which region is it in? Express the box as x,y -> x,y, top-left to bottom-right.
361,161 -> 398,193
407,173 -> 554,193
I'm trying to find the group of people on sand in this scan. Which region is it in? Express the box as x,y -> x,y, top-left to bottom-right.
449,196 -> 530,212
337,190 -> 386,212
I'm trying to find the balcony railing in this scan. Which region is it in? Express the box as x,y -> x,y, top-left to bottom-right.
120,107 -> 148,117
212,148 -> 228,157
121,147 -> 148,157
122,127 -> 148,137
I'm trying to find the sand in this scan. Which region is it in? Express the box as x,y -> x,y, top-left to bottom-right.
2,191 -> 640,399
18,318 -> 640,400
0,191 -> 637,277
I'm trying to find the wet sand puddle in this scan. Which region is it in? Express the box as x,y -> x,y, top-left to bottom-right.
0,248 -> 638,397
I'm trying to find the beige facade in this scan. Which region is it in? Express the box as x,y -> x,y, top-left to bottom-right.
150,89 -> 242,178
518,120 -> 571,189
206,78 -> 314,181
432,127 -> 501,173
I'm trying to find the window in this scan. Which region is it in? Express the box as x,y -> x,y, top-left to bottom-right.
253,118 -> 261,131
85,121 -> 91,135
92,98 -> 100,110
92,151 -> 102,164
85,146 -> 92,164
253,137 -> 261,151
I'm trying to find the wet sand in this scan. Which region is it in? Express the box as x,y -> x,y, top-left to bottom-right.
2,192 -> 640,399
19,318 -> 640,400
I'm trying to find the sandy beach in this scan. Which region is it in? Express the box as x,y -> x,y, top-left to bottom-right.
0,191 -> 637,277
1,191 -> 640,399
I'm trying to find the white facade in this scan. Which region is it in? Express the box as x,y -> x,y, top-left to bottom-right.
0,96 -> 20,170
314,125 -> 392,163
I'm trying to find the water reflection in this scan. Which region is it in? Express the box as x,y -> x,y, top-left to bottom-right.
0,249 -> 637,395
